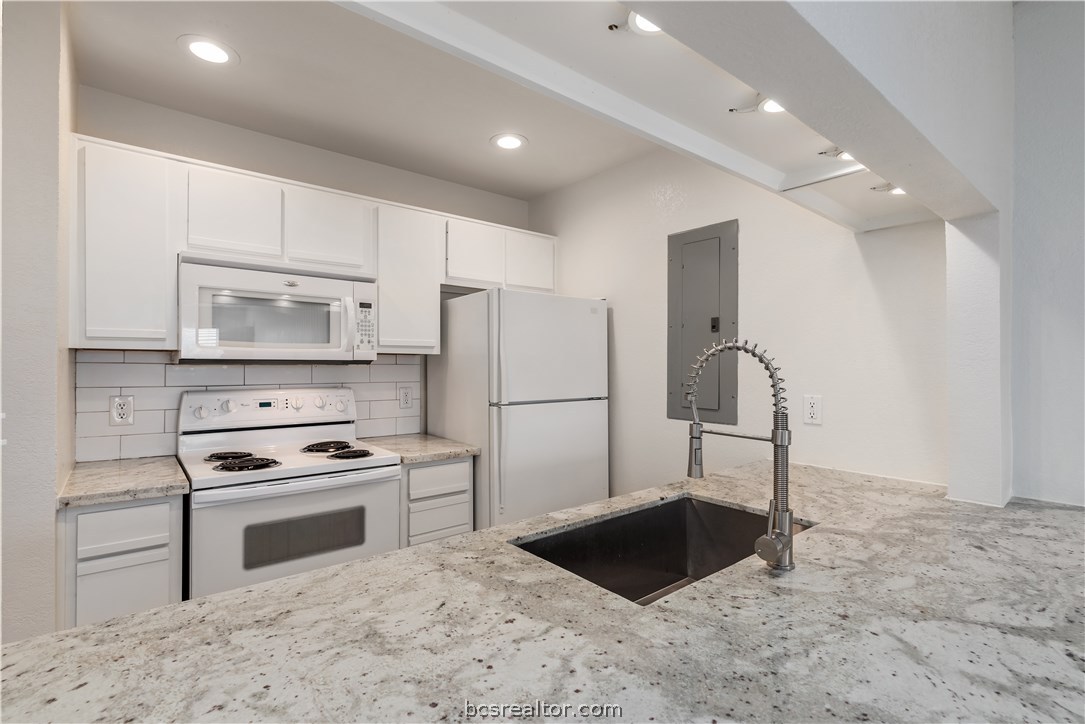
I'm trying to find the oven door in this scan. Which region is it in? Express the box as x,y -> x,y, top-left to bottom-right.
188,466 -> 400,598
179,262 -> 355,361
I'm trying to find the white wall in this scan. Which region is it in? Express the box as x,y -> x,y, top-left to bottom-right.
788,1 -> 1015,506
1,2 -> 75,643
76,86 -> 529,229
1011,2 -> 1085,506
531,149 -> 947,495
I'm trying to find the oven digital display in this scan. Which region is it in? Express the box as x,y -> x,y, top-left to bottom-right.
358,302 -> 372,309
258,401 -> 273,408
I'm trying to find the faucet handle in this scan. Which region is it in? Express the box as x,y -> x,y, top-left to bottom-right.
755,498 -> 786,564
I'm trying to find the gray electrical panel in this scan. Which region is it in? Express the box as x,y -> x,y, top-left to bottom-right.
667,220 -> 738,424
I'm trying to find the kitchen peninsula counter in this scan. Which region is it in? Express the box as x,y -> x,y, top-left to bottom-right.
57,456 -> 189,508
7,463 -> 1083,723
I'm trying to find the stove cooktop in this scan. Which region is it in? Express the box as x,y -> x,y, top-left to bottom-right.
176,388 -> 400,490
178,441 -> 399,490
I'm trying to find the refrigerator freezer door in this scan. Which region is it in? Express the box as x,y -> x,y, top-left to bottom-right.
485,399 -> 609,528
491,290 -> 608,404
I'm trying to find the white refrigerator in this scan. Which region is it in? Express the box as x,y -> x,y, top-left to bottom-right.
427,289 -> 610,529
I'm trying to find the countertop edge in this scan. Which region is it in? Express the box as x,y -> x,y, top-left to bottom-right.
58,456 -> 190,510
361,434 -> 481,465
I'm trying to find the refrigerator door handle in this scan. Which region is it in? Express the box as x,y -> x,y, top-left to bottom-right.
496,407 -> 507,514
497,290 -> 507,403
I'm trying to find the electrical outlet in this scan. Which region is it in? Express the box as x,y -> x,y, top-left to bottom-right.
398,386 -> 412,409
109,395 -> 135,426
803,394 -> 822,425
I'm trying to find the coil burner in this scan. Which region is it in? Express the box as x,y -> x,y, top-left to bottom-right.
300,441 -> 354,453
203,451 -> 254,462
212,457 -> 282,472
327,449 -> 373,460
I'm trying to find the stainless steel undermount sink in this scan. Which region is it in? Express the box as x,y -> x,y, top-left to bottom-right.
512,496 -> 812,606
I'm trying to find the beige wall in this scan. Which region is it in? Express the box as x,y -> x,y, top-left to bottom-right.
77,86 -> 530,229
1,1 -> 76,643
531,149 -> 948,496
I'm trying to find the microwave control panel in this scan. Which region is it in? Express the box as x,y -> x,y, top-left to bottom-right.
356,302 -> 376,349
353,282 -> 378,359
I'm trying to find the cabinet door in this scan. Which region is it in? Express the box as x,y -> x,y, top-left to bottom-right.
284,186 -> 376,278
505,230 -> 556,291
188,166 -> 283,258
376,205 -> 443,353
446,218 -> 505,287
79,143 -> 174,346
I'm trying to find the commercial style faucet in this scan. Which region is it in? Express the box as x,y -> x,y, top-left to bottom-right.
684,339 -> 795,570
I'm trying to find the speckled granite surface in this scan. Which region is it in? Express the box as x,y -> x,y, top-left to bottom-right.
9,462 -> 1083,723
363,433 -> 480,464
57,456 -> 189,508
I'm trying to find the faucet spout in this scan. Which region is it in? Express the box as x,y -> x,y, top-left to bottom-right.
683,339 -> 795,570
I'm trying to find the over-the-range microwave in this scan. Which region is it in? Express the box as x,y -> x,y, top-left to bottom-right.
178,260 -> 377,362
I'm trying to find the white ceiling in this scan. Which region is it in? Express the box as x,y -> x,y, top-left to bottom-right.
68,1 -> 658,200
68,1 -> 939,228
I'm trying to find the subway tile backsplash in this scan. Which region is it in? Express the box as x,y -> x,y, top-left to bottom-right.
74,352 -> 423,462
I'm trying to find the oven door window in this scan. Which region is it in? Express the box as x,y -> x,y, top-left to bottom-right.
243,507 -> 366,569
197,288 -> 342,349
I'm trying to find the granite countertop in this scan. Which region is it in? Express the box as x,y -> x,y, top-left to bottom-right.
9,462 -> 1083,722
57,456 -> 189,509
363,433 -> 480,464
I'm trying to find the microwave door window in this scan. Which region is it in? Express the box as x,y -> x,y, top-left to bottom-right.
209,294 -> 334,347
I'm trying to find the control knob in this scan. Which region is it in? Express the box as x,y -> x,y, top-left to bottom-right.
221,399 -> 237,413
193,405 -> 210,420
289,397 -> 305,411
313,395 -> 326,409
335,400 -> 347,413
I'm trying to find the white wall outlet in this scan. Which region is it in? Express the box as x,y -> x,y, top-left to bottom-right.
803,394 -> 822,425
398,386 -> 412,409
109,395 -> 135,426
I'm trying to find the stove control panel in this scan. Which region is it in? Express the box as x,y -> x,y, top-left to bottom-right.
178,387 -> 357,432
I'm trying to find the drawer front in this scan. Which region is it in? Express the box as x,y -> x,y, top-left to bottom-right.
409,523 -> 472,547
409,493 -> 471,536
407,460 -> 471,501
76,551 -> 172,626
76,502 -> 171,559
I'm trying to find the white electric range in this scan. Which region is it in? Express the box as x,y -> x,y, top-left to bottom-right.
177,387 -> 401,598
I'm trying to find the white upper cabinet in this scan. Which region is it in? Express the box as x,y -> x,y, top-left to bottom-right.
446,218 -> 505,287
187,166 -> 283,258
505,230 -> 555,291
283,186 -> 377,277
377,205 -> 444,354
73,142 -> 178,349
445,219 -> 556,292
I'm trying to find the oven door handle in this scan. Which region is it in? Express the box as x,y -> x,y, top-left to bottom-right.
190,467 -> 401,508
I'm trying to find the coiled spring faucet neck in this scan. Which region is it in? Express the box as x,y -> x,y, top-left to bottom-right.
684,338 -> 795,570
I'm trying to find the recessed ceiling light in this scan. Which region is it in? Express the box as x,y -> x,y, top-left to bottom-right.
839,151 -> 854,161
890,187 -> 907,195
491,134 -> 528,150
628,12 -> 662,35
178,35 -> 239,66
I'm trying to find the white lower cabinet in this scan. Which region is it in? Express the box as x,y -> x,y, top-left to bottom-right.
400,459 -> 474,547
57,497 -> 183,629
